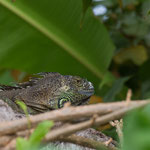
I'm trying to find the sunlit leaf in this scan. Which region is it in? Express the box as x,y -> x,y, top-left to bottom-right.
16,100 -> 31,129
16,121 -> 54,150
16,100 -> 27,114
29,121 -> 54,148
16,138 -> 29,150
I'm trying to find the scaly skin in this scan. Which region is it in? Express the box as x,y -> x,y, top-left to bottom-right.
0,72 -> 94,114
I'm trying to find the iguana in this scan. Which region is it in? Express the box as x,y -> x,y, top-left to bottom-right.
0,72 -> 94,114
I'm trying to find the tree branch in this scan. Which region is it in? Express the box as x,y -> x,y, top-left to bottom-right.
0,100 -> 149,136
0,100 -> 149,150
58,134 -> 118,150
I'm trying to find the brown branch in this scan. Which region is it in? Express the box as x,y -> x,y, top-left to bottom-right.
0,135 -> 15,147
1,99 -> 149,150
0,98 -> 147,150
2,138 -> 17,150
44,119 -> 95,141
0,100 -> 149,136
58,134 -> 118,150
1,133 -> 117,150
26,100 -> 150,142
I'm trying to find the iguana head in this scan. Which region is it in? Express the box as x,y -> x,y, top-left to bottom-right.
54,75 -> 94,108
20,72 -> 94,111
47,73 -> 94,109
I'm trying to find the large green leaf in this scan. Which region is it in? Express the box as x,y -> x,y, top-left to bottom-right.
0,0 -> 115,92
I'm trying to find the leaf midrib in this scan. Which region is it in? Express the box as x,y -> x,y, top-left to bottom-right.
0,0 -> 104,79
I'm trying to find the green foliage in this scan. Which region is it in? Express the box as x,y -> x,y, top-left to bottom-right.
81,0 -> 92,27
0,70 -> 14,85
16,100 -> 28,115
29,121 -> 54,146
123,105 -> 150,150
93,0 -> 150,98
0,0 -> 115,93
99,72 -> 115,89
16,121 -> 54,150
82,0 -> 92,14
103,77 -> 129,101
16,138 -> 29,150
16,100 -> 31,128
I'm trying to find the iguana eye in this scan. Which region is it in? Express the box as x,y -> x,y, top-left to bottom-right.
58,98 -> 70,108
76,79 -> 81,83
75,78 -> 82,85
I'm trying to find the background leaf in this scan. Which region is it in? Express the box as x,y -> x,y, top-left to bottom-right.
81,0 -> 92,27
103,77 -> 129,101
0,70 -> 14,84
0,0 -> 115,94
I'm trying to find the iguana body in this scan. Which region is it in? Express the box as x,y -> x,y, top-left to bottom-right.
0,72 -> 94,114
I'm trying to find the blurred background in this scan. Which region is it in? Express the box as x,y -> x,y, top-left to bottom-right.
1,0 -> 150,102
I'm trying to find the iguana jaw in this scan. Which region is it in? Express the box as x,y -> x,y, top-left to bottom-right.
76,97 -> 91,106
78,89 -> 94,97
78,81 -> 94,96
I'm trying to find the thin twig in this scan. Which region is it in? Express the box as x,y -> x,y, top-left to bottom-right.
110,119 -> 123,146
126,89 -> 132,106
105,138 -> 113,147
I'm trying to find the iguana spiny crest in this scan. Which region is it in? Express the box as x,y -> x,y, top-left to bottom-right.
0,72 -> 94,114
